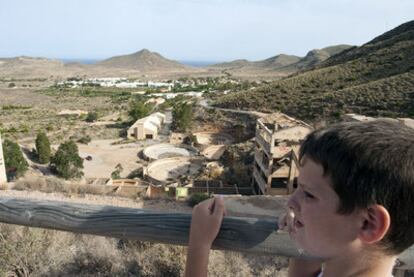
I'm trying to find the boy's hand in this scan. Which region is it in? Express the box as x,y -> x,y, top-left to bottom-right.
188,196 -> 227,249
185,196 -> 227,277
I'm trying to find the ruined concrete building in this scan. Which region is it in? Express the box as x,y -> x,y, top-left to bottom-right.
252,113 -> 312,195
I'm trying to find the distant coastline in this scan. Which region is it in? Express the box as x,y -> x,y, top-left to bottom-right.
59,58 -> 101,64
179,60 -> 220,67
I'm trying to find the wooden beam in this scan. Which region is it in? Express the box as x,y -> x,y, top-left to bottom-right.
0,196 -> 413,269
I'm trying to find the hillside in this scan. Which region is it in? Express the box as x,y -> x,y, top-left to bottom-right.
0,56 -> 66,78
214,20 -> 414,122
254,54 -> 301,69
97,49 -> 189,71
209,45 -> 352,77
285,44 -> 353,71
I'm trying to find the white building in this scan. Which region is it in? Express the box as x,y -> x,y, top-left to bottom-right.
127,112 -> 166,140
0,132 -> 7,184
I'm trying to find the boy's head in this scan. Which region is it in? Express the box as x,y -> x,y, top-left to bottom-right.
298,120 -> 414,255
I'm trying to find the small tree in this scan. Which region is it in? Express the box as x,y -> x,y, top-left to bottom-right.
35,132 -> 51,164
50,140 -> 83,179
128,101 -> 152,122
111,163 -> 123,179
85,111 -> 98,122
3,139 -> 28,180
172,102 -> 193,132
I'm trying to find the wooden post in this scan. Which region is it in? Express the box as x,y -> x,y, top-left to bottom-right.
0,196 -> 413,269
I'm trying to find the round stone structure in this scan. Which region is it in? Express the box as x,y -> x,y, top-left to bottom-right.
142,143 -> 196,160
144,157 -> 204,185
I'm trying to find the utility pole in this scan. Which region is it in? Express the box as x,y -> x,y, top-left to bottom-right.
0,132 -> 7,183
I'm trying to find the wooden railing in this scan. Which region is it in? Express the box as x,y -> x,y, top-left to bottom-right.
0,196 -> 413,271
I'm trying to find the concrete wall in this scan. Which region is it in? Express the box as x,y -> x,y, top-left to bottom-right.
0,133 -> 7,184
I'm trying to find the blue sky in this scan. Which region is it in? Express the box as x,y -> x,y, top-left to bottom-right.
0,0 -> 413,62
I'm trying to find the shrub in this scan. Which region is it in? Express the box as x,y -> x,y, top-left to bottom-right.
85,111 -> 98,122
77,135 -> 91,144
128,101 -> 152,122
111,163 -> 123,179
126,167 -> 143,179
35,132 -> 51,164
2,139 -> 28,180
50,140 -> 83,179
187,193 -> 210,207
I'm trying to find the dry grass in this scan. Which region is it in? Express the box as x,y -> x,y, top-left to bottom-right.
0,179 -> 288,276
12,177 -> 109,197
0,224 -> 288,276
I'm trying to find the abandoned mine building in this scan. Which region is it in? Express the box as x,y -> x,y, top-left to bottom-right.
252,113 -> 312,195
127,112 -> 166,140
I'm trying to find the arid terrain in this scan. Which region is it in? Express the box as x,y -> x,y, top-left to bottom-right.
1,19 -> 414,277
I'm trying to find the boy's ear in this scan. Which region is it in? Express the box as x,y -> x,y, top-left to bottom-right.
358,205 -> 391,244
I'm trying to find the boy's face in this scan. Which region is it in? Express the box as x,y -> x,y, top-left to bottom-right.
287,156 -> 363,258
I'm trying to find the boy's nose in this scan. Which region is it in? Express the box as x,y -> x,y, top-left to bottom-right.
287,190 -> 301,213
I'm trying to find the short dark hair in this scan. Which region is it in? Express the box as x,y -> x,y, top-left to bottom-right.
299,120 -> 414,254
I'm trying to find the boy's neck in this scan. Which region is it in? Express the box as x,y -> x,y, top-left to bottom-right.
322,252 -> 396,277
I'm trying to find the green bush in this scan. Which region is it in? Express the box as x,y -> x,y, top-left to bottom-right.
35,132 -> 51,164
110,163 -> 123,179
77,135 -> 92,144
187,193 -> 210,207
128,101 -> 152,122
50,140 -> 83,179
2,139 -> 28,180
85,111 -> 98,122
172,102 -> 193,132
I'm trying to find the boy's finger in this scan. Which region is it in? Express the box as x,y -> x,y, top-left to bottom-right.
213,196 -> 225,216
208,198 -> 215,212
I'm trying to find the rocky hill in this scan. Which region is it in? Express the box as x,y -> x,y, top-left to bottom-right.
214,20 -> 414,122
210,45 -> 352,76
97,49 -> 189,71
254,54 -> 301,69
285,44 -> 353,71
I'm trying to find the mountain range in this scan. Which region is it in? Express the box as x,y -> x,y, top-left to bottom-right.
214,20 -> 414,122
0,45 -> 354,79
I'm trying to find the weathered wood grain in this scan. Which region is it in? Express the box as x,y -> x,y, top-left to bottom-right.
0,196 -> 413,269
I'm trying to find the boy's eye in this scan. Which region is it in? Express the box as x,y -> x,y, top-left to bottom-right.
304,191 -> 315,199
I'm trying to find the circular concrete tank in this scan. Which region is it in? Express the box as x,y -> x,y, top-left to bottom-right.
144,157 -> 204,185
143,143 -> 196,160
193,132 -> 233,146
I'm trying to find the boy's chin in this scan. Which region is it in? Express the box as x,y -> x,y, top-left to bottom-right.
290,234 -> 322,258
